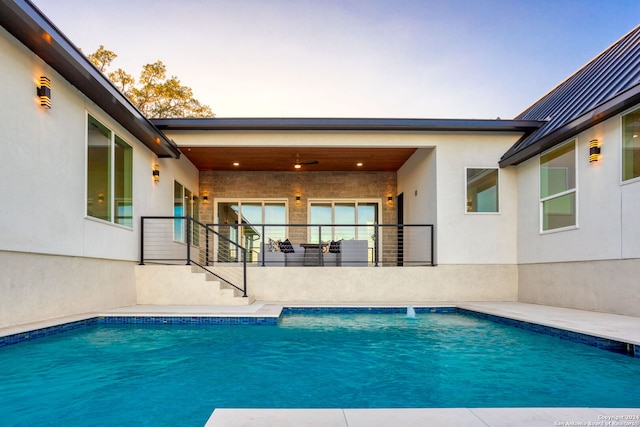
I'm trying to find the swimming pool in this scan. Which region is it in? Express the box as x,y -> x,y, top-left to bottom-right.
1,310 -> 639,426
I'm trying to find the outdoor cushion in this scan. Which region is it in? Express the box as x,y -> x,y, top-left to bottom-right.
268,238 -> 280,252
279,239 -> 295,253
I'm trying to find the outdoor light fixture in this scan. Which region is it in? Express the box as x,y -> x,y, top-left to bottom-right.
589,139 -> 601,163
37,76 -> 51,108
387,195 -> 393,206
153,164 -> 160,183
98,192 -> 104,204
202,191 -> 209,205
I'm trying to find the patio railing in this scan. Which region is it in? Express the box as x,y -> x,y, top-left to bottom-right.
206,223 -> 435,267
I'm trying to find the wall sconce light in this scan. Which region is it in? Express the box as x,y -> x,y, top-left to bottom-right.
98,192 -> 105,204
589,139 -> 601,163
202,191 -> 209,205
295,194 -> 301,206
37,76 -> 51,109
387,195 -> 393,206
152,164 -> 160,183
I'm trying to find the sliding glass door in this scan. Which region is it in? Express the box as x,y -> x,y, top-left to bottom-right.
309,200 -> 379,261
216,200 -> 287,262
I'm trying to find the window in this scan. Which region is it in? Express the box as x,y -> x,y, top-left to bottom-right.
466,168 -> 499,213
174,181 -> 197,243
86,115 -> 132,226
540,141 -> 576,232
622,108 -> 640,182
309,200 -> 379,246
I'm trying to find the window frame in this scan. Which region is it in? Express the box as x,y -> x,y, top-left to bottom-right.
213,198 -> 289,261
213,198 -> 290,226
307,198 -> 382,241
621,106 -> 640,185
85,113 -> 133,228
539,139 -> 578,234
174,180 -> 199,244
464,167 -> 500,214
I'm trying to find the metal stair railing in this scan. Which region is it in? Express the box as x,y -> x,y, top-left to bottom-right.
140,216 -> 247,297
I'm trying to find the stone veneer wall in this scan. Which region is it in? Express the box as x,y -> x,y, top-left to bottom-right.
199,171 -> 398,228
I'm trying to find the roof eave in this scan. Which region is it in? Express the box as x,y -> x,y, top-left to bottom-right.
499,84 -> 640,167
152,117 -> 544,133
0,0 -> 180,159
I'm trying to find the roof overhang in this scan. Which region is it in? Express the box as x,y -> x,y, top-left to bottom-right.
153,117 -> 544,172
152,117 -> 544,133
0,0 -> 180,159
499,84 -> 640,167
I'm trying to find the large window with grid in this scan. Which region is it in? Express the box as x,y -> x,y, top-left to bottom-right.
540,140 -> 576,232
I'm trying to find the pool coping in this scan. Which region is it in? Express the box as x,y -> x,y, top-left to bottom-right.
205,407 -> 640,427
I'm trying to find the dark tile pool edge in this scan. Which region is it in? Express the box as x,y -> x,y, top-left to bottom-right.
97,316 -> 278,326
0,316 -> 278,346
282,306 -> 457,314
458,308 -> 638,358
0,317 -> 99,347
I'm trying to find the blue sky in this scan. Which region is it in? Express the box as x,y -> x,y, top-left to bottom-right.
33,0 -> 639,119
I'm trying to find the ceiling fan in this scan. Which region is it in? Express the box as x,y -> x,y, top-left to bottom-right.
293,154 -> 319,169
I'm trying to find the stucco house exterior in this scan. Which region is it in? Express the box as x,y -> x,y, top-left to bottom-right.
1,0 -> 639,328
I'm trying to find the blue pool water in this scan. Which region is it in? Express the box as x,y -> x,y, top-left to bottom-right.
1,312 -> 639,426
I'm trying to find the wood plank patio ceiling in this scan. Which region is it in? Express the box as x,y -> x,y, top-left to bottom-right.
181,147 -> 418,171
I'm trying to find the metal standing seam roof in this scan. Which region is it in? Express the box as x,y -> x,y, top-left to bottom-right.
500,24 -> 640,167
0,0 -> 180,159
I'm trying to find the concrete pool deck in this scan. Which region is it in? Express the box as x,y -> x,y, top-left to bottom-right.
206,408 -> 640,427
2,301 -> 640,426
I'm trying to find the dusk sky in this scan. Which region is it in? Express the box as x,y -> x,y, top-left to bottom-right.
33,0 -> 639,119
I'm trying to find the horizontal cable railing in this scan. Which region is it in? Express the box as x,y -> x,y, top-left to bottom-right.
140,216 -> 247,297
207,223 -> 435,267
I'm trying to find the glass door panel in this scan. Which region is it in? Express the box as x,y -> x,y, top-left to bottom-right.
241,202 -> 262,262
310,203 -> 332,243
174,182 -> 184,242
217,202 -> 239,261
264,202 -> 287,243
334,203 -> 356,241
358,203 -> 378,262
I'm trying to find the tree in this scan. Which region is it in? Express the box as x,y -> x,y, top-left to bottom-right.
87,45 -> 214,118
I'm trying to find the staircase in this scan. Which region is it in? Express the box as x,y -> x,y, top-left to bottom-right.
135,265 -> 255,305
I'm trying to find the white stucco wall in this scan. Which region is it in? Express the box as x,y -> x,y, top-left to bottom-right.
516,110 -> 640,263
0,26 -> 199,261
515,107 -> 640,316
396,135 -> 519,265
0,27 -> 199,326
